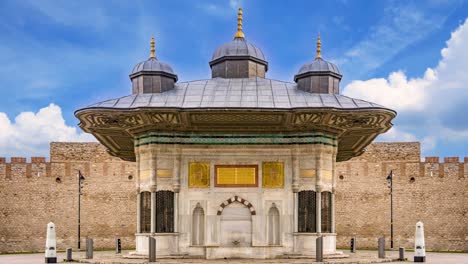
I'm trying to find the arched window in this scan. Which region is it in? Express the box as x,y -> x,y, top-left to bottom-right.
267,204 -> 280,245
156,190 -> 174,233
321,191 -> 332,233
298,190 -> 316,232
192,203 -> 205,245
140,192 -> 151,233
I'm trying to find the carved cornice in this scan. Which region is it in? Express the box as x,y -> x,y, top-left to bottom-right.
76,107 -> 395,162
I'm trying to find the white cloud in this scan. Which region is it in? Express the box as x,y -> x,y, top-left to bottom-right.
343,18 -> 468,156
377,127 -> 418,142
344,70 -> 432,112
341,4 -> 447,79
0,104 -> 95,158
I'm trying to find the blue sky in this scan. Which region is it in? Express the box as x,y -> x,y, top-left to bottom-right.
0,0 -> 467,159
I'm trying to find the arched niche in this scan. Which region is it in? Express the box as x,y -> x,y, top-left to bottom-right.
267,204 -> 280,245
220,201 -> 252,247
192,203 -> 205,245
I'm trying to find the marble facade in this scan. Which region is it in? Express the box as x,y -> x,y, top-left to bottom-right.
133,142 -> 337,259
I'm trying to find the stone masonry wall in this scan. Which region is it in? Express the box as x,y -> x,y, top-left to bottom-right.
335,142 -> 467,252
0,143 -> 137,253
0,142 -> 466,253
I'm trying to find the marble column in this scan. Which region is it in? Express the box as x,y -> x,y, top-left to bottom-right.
136,189 -> 141,233
293,193 -> 298,233
316,148 -> 322,234
173,147 -> 181,233
150,189 -> 157,233
316,186 -> 322,234
174,193 -> 179,233
331,188 -> 336,233
292,147 -> 300,233
150,149 -> 157,234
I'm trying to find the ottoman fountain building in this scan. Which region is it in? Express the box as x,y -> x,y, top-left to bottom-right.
75,8 -> 395,259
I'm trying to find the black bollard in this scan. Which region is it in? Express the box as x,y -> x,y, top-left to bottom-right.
116,238 -> 121,254
350,237 -> 356,253
66,248 -> 72,261
398,247 -> 405,261
148,237 -> 156,262
378,237 -> 385,258
316,236 -> 323,262
86,238 -> 93,259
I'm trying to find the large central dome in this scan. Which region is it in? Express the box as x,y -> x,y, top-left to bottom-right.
211,38 -> 267,67
209,8 -> 268,78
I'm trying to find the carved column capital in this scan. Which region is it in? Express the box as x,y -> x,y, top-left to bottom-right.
292,184 -> 300,193
315,185 -> 323,193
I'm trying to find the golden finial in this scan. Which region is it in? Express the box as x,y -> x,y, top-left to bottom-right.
234,7 -> 245,39
315,33 -> 322,59
150,36 -> 156,59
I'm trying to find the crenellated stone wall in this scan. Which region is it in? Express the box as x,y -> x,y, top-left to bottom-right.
0,142 -> 466,253
0,143 -> 137,253
335,142 -> 467,252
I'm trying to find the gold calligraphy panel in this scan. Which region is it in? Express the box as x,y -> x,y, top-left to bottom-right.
189,162 -> 210,188
215,165 -> 258,187
140,170 -> 151,181
157,169 -> 172,178
321,170 -> 333,183
262,162 -> 284,188
300,169 -> 316,178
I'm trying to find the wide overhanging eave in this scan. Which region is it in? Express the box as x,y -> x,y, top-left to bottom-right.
75,106 -> 396,162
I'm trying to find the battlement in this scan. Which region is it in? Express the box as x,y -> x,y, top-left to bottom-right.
0,157 -> 51,180
424,156 -> 467,163
0,147 -> 133,182
0,157 -> 48,163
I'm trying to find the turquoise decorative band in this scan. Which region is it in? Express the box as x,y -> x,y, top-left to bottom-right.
135,133 -> 337,147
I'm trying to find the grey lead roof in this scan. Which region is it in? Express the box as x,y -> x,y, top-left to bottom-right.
297,58 -> 341,75
84,77 -> 387,110
131,58 -> 176,75
211,38 -> 266,63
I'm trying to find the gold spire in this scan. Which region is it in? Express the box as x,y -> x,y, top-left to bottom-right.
315,33 -> 322,59
234,7 -> 245,39
150,36 -> 156,59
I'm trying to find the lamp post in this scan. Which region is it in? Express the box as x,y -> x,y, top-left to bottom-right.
386,170 -> 394,249
78,170 -> 85,250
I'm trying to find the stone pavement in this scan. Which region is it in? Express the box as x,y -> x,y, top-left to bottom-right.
0,250 -> 466,264
73,250 -> 395,264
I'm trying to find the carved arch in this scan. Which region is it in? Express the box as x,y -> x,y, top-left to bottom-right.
216,195 -> 256,215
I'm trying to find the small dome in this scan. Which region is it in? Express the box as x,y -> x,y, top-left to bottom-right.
211,38 -> 267,64
297,58 -> 341,76
131,58 -> 176,76
129,37 -> 178,94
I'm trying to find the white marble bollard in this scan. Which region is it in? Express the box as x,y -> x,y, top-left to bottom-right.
414,221 -> 426,262
45,222 -> 57,263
